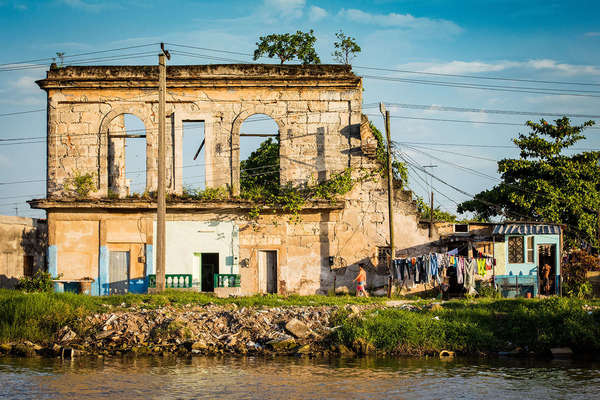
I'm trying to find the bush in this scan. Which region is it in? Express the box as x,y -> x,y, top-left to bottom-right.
563,250 -> 600,299
15,270 -> 55,293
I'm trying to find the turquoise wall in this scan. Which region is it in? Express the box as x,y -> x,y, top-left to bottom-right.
503,234 -> 561,276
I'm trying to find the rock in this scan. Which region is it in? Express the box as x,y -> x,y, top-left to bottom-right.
57,326 -> 78,343
285,318 -> 311,339
336,344 -> 355,356
191,340 -> 207,350
266,337 -> 297,352
12,343 -> 35,357
551,347 -> 573,358
335,286 -> 350,295
352,338 -> 375,355
94,330 -> 114,340
0,343 -> 12,354
296,344 -> 312,354
372,288 -> 388,297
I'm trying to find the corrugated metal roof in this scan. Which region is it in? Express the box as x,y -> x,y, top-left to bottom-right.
492,224 -> 561,235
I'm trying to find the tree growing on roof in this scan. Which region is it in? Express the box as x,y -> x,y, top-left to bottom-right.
332,30 -> 361,65
253,30 -> 320,65
457,117 -> 599,248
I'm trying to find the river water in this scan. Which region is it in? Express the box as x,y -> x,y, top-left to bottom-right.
1,355 -> 599,399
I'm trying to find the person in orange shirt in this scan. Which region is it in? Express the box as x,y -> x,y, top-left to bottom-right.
353,265 -> 369,297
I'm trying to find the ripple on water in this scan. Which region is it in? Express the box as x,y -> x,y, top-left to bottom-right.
1,356 -> 599,400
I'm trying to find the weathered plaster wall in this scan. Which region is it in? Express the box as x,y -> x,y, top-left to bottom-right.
37,65 -> 362,198
0,215 -> 47,288
152,220 -> 239,288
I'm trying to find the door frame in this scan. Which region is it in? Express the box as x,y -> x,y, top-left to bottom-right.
257,249 -> 278,294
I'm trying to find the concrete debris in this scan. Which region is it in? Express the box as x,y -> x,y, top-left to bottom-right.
57,326 -> 78,343
285,318 -> 312,339
62,304 -> 343,356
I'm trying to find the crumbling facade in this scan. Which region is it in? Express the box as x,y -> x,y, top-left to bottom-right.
31,64 -> 438,296
0,215 -> 46,288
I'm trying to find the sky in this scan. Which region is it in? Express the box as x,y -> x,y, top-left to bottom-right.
0,0 -> 599,219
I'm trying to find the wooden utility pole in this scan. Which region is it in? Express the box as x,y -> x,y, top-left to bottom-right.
156,43 -> 170,292
380,103 -> 394,298
430,191 -> 434,238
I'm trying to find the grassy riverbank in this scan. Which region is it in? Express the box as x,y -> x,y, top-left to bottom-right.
332,297 -> 600,356
1,290 -> 599,358
0,289 -> 384,344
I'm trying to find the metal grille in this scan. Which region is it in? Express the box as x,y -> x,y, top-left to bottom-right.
508,236 -> 524,263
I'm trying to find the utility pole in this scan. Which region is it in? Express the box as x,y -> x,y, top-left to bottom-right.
422,164 -> 437,238
430,191 -> 434,238
156,43 -> 170,293
380,103 -> 394,298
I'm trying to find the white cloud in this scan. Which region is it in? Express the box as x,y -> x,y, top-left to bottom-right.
338,8 -> 462,35
584,32 -> 600,37
396,59 -> 600,76
263,0 -> 305,18
308,5 -> 327,22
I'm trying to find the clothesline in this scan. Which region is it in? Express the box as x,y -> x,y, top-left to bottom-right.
390,250 -> 495,292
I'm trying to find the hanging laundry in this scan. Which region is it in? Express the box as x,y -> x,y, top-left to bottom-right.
464,258 -> 477,293
485,258 -> 493,271
457,257 -> 464,284
447,248 -> 459,256
476,258 -> 486,276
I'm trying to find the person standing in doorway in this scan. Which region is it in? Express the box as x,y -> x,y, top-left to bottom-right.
541,263 -> 551,295
353,265 -> 369,297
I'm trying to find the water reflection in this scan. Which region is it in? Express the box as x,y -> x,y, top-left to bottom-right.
1,355 -> 599,400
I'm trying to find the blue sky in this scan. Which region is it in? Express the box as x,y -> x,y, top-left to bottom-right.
0,0 -> 599,218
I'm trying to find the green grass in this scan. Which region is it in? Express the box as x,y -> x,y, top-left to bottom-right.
0,289 -> 385,344
332,297 -> 600,356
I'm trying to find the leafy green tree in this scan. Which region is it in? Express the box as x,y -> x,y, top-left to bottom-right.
457,117 -> 598,247
240,137 -> 280,195
332,30 -> 361,65
253,30 -> 320,64
415,196 -> 458,222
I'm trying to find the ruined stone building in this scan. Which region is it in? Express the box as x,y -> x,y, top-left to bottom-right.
0,215 -> 47,288
29,64 -> 438,296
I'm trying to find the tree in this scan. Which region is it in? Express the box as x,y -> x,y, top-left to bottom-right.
457,117 -> 599,248
253,30 -> 320,64
332,30 -> 361,65
240,137 -> 280,195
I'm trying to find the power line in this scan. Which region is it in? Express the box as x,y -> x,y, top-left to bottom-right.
396,141 -> 600,151
363,75 -> 600,98
383,102 -> 600,119
354,65 -> 600,87
0,43 -> 159,67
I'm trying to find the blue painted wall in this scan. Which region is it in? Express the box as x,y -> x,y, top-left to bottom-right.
503,234 -> 561,276
99,246 -> 109,296
47,245 -> 63,292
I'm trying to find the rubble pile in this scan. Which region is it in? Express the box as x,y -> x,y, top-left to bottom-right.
50,304 -> 367,357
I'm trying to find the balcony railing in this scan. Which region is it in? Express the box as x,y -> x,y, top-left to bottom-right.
214,274 -> 241,288
148,274 -> 193,289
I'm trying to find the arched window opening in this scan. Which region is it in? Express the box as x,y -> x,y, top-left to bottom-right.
239,114 -> 280,195
108,114 -> 147,197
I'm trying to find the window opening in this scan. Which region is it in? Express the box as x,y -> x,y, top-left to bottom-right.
108,114 -> 147,197
508,236 -> 524,264
239,114 -> 279,194
182,121 -> 206,191
527,236 -> 534,263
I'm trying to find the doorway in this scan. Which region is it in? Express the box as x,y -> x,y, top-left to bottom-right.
258,250 -> 277,294
197,252 -> 219,292
109,251 -> 130,294
538,244 -> 556,295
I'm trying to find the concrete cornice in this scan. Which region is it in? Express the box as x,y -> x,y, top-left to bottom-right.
36,64 -> 362,90
28,198 -> 344,211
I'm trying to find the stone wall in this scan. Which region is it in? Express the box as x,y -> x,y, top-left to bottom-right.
37,64 -> 362,198
0,215 -> 47,288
